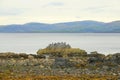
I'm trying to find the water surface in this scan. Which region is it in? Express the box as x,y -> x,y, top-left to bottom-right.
0,33 -> 120,55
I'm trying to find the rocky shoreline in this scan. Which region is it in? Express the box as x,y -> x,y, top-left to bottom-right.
0,43 -> 120,80
0,52 -> 119,79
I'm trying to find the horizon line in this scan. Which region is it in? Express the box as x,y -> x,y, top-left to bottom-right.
0,19 -> 120,26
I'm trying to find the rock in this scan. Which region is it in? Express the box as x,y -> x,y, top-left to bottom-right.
52,57 -> 72,68
46,42 -> 71,49
106,53 -> 120,65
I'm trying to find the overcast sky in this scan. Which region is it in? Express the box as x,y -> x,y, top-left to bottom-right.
0,0 -> 120,25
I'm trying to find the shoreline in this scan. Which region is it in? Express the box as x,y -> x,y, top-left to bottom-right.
0,51 -> 120,79
0,41 -> 120,80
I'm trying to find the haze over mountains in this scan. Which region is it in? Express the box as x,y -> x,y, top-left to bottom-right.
0,20 -> 120,33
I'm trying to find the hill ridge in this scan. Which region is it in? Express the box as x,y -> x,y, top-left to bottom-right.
0,20 -> 120,33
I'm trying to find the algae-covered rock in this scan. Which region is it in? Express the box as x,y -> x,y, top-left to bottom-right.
37,42 -> 87,57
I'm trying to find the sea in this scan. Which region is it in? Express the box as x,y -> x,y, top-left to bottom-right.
0,33 -> 120,55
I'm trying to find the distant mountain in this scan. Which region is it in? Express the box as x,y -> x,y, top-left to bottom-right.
0,20 -> 120,33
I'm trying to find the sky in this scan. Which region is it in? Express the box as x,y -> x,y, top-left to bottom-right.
0,0 -> 120,25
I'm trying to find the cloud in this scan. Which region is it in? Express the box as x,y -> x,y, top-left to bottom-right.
82,5 -> 120,15
83,6 -> 108,13
0,0 -> 120,25
0,9 -> 24,16
75,16 -> 81,19
42,2 -> 64,7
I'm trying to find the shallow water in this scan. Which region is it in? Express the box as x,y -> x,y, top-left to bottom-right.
0,33 -> 120,54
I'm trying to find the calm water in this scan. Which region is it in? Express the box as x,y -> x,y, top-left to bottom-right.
0,33 -> 120,55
